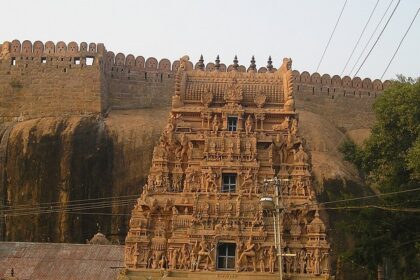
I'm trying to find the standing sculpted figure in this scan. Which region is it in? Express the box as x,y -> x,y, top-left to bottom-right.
258,248 -> 267,272
278,58 -> 295,112
237,237 -> 257,272
212,115 -> 220,134
190,241 -> 199,271
197,237 -> 214,270
179,244 -> 190,270
268,245 -> 276,273
245,115 -> 253,135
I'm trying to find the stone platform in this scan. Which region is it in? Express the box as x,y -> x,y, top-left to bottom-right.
120,269 -> 330,280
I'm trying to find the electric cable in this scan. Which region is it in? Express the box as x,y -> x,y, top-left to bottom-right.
353,0 -> 401,77
316,0 -> 349,72
340,0 -> 380,76
380,7 -> 420,79
349,0 -> 395,76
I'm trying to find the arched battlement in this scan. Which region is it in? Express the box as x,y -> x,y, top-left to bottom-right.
0,40 -> 106,60
106,51 -> 115,66
331,75 -> 341,86
80,42 -> 88,52
21,40 -> 32,55
321,74 -> 331,85
135,56 -> 145,69
67,42 -> 79,54
115,53 -> 125,66
311,72 -> 321,84
352,77 -> 362,88
33,41 -> 44,56
11,39 -> 21,55
89,43 -> 97,53
158,59 -> 171,71
301,71 -> 311,83
145,57 -> 158,69
125,54 -> 136,67
362,78 -> 372,89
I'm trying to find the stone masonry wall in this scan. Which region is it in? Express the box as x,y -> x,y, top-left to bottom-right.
0,40 -> 107,123
0,39 -> 391,131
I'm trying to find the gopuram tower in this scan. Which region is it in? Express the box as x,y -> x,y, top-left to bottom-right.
120,56 -> 330,280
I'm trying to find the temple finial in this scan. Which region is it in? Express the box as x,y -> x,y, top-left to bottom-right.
233,55 -> 239,70
249,55 -> 256,71
267,56 -> 273,72
198,55 -> 204,70
215,55 -> 220,71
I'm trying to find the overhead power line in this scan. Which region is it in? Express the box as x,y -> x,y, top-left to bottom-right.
316,0 -> 349,72
353,0 -> 401,77
349,0 -> 395,76
320,187 -> 420,205
381,8 -> 420,79
340,0 -> 380,76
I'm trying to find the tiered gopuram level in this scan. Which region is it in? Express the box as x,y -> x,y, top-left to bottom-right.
122,56 -> 330,279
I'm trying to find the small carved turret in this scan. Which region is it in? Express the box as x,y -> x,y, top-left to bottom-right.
197,55 -> 204,71
233,55 -> 239,71
267,56 -> 273,72
215,55 -> 220,71
249,55 -> 256,72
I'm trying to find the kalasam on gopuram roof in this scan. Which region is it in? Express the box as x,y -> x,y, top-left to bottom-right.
120,55 -> 330,280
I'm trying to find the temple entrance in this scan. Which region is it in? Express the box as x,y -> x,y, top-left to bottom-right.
217,243 -> 236,270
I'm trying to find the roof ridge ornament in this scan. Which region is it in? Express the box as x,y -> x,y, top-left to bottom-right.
215,55 -> 220,71
197,55 -> 204,70
233,55 -> 239,71
267,56 -> 273,72
249,55 -> 256,72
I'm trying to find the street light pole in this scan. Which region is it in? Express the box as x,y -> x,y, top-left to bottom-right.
262,177 -> 289,280
274,177 -> 283,280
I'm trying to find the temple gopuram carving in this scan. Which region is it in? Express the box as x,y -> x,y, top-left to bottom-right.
121,56 -> 330,279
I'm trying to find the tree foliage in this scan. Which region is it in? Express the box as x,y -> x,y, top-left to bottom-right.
339,76 -> 420,279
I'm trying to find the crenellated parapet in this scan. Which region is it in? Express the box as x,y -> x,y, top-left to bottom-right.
0,39 -> 107,68
292,70 -> 391,98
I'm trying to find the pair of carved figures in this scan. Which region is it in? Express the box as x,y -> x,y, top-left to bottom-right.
236,239 -> 277,273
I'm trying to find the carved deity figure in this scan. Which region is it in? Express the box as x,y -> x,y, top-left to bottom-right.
187,141 -> 193,159
190,241 -> 199,271
197,237 -> 214,270
291,118 -> 298,135
284,248 -> 293,274
201,88 -> 213,107
170,248 -> 179,269
258,248 -> 267,272
241,169 -> 254,195
179,244 -> 190,270
237,237 -> 257,272
245,115 -> 253,135
268,246 -> 276,273
212,115 -> 220,134
278,58 -> 295,111
273,116 -> 290,131
294,145 -> 309,164
299,249 -> 307,274
204,171 -> 219,193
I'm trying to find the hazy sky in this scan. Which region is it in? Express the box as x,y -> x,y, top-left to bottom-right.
3,0 -> 419,80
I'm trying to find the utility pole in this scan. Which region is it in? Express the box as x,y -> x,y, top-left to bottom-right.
261,177 -> 293,280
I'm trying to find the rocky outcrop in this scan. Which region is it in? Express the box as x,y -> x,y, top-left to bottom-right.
1,109 -> 169,243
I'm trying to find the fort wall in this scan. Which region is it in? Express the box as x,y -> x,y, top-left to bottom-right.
0,40 -> 391,130
0,40 -> 107,122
